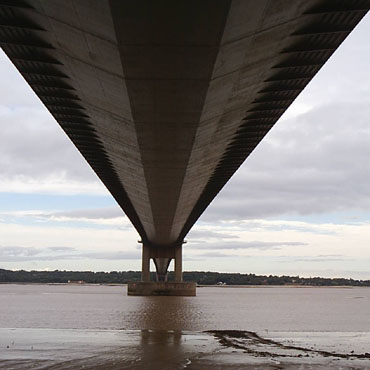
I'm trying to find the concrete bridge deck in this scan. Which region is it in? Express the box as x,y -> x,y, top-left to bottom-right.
0,0 -> 369,293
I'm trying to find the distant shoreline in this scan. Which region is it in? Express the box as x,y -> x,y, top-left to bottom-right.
1,268 -> 370,287
0,282 -> 369,289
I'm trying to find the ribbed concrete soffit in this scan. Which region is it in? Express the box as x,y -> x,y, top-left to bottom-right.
109,0 -> 231,246
0,0 -> 369,247
0,0 -> 150,242
175,0 -> 370,244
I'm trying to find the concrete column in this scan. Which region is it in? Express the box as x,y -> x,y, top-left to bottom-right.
141,244 -> 150,282
174,244 -> 183,282
153,258 -> 171,281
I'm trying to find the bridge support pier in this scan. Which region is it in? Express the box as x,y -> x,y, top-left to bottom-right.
128,243 -> 195,296
141,244 -> 150,282
174,244 -> 183,282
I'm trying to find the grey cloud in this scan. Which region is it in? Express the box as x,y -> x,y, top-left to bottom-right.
47,246 -> 76,252
187,229 -> 239,240
292,256 -> 352,263
0,50 -> 99,186
0,246 -> 41,257
200,100 -> 370,221
49,207 -> 124,220
0,50 -> 41,108
0,106 -> 99,184
240,222 -> 337,236
4,207 -> 128,225
275,254 -> 351,263
197,252 -> 239,258
78,251 -> 140,260
0,245 -> 140,262
195,220 -> 337,235
188,241 -> 307,251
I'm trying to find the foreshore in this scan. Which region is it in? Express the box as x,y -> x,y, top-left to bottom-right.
1,328 -> 370,369
1,284 -> 370,368
0,282 -> 368,288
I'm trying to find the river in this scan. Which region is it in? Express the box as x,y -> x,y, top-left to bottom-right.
1,284 -> 369,369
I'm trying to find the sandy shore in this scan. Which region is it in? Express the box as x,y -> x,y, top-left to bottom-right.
1,328 -> 370,369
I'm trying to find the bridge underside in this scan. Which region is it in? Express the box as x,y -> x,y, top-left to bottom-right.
0,0 -> 369,283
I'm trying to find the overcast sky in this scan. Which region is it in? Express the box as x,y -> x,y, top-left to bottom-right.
1,14 -> 370,278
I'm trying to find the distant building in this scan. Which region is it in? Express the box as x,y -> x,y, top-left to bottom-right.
67,280 -> 86,284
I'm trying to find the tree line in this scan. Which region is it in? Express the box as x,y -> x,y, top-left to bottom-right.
0,268 -> 369,286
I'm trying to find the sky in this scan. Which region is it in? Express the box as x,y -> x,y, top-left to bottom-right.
1,14 -> 370,279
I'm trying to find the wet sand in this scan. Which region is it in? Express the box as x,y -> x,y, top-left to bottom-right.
1,328 -> 370,369
1,284 -> 370,369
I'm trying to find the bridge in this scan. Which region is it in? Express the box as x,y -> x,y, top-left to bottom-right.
1,0 -> 369,295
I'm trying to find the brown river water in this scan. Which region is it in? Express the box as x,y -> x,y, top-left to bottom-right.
0,284 -> 370,369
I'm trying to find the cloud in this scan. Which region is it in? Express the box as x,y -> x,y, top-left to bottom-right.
0,51 -> 40,108
47,246 -> 76,252
0,245 -> 140,262
201,100 -> 370,221
77,251 -> 140,260
50,207 -> 124,220
0,246 -> 41,257
197,252 -> 239,258
187,229 -> 239,240
291,255 -> 352,263
0,50 -> 105,195
0,207 -> 128,227
45,207 -> 129,226
240,220 -> 339,235
189,240 -> 307,251
0,105 -> 97,186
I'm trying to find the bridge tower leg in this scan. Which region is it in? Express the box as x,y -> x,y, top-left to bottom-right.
174,244 -> 182,282
128,242 -> 195,296
153,257 -> 171,281
141,244 -> 150,282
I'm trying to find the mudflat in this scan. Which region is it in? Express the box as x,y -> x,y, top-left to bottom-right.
1,284 -> 370,369
1,328 -> 370,369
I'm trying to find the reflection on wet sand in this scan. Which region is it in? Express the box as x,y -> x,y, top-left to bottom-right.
1,328 -> 370,370
0,329 -> 214,370
127,296 -> 203,331
1,285 -> 370,368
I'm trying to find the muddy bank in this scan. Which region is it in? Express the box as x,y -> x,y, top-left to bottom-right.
206,330 -> 370,369
211,330 -> 370,359
1,328 -> 370,369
